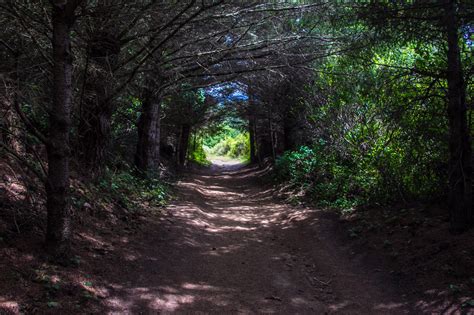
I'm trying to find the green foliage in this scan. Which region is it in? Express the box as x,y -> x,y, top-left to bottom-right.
203,124 -> 242,148
275,146 -> 319,186
203,124 -> 250,160
188,135 -> 211,166
275,121 -> 445,211
163,87 -> 209,127
275,144 -> 364,210
97,167 -> 169,210
274,40 -> 451,210
210,132 -> 250,159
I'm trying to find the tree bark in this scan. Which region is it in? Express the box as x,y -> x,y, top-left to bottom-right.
254,120 -> 262,167
178,124 -> 191,168
444,0 -> 472,232
269,116 -> 276,161
77,98 -> 112,173
46,1 -> 76,259
249,114 -> 257,164
247,89 -> 258,164
135,93 -> 161,173
1,53 -> 23,155
76,31 -> 120,174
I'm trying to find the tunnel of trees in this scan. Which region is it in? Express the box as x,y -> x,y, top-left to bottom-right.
0,0 -> 473,277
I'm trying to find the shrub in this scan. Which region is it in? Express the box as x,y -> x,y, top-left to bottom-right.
208,131 -> 250,160
274,137 -> 445,211
188,140 -> 211,166
275,146 -> 319,185
274,144 -> 382,210
97,168 -> 169,210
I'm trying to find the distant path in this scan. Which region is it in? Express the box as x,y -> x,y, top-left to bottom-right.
103,163 -> 415,314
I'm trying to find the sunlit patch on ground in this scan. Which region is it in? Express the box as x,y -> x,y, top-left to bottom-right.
209,157 -> 244,167
149,293 -> 196,312
0,299 -> 20,314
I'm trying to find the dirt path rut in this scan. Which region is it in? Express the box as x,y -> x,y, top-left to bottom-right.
104,163 -> 414,314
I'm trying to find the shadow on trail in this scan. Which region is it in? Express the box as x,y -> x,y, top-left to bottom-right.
97,162 -> 460,314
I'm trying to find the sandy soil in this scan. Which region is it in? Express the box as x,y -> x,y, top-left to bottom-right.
101,162 -> 422,314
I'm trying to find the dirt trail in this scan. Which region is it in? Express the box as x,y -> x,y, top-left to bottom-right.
103,162 -> 416,314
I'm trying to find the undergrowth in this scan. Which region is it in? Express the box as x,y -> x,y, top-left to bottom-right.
208,132 -> 250,160
71,167 -> 171,217
96,168 -> 170,210
274,142 -> 444,212
188,125 -> 251,165
188,141 -> 211,166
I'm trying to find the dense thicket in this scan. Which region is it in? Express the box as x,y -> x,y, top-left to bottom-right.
0,1 -> 473,260
255,1 -> 474,232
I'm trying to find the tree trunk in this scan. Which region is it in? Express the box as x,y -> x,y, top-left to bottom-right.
444,0 -> 472,232
254,120 -> 262,167
76,31 -> 120,174
77,98 -> 112,173
249,114 -> 257,163
46,2 -> 76,259
77,100 -> 111,167
1,54 -> 23,155
248,90 -> 258,164
269,117 -> 276,161
135,93 -> 161,173
178,124 -> 191,168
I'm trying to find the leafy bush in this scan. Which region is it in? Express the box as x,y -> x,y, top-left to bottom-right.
274,138 -> 444,211
203,124 -> 241,148
97,168 -> 169,210
208,131 -> 250,160
188,140 -> 211,166
275,146 -> 319,185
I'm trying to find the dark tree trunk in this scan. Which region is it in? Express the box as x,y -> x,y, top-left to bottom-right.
178,124 -> 191,168
283,108 -> 295,152
76,100 -> 109,174
1,54 -> 23,155
269,117 -> 276,161
77,98 -> 112,172
254,121 -> 262,166
247,90 -> 258,164
46,1 -> 77,259
77,32 -> 120,174
135,93 -> 161,173
249,114 -> 257,164
444,0 -> 472,232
